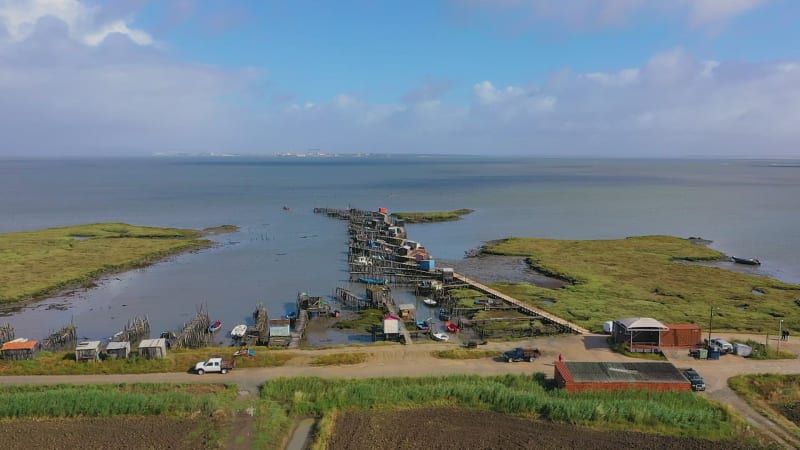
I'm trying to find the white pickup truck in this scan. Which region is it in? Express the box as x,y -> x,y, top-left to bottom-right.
194,357 -> 235,375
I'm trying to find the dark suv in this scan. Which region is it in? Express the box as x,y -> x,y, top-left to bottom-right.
684,369 -> 706,391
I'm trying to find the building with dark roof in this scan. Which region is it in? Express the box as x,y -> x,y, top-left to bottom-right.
554,361 -> 691,392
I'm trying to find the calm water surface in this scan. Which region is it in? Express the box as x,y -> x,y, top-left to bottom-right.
1,156 -> 798,340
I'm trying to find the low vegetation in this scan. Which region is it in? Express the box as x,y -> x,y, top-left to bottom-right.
0,223 -> 238,304
431,349 -> 500,359
0,346 -> 293,376
0,383 -> 236,418
257,374 -> 746,448
310,352 -> 369,366
729,339 -> 796,360
333,308 -> 384,332
393,209 -> 474,223
483,236 -> 800,332
608,338 -> 667,361
729,374 -> 800,434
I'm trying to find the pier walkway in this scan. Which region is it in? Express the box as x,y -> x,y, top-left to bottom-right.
453,272 -> 590,335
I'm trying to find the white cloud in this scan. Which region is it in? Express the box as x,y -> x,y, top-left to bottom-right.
0,0 -> 153,46
687,0 -> 767,26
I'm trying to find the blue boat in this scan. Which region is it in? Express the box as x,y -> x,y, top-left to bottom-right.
358,277 -> 387,285
416,320 -> 430,331
285,311 -> 298,320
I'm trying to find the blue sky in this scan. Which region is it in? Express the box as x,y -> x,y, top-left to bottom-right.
1,0 -> 799,157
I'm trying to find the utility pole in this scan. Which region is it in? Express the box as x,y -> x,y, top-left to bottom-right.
707,306 -> 713,347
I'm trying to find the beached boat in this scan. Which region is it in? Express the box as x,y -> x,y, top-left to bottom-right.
208,320 -> 223,333
431,332 -> 449,342
423,298 -> 437,306
358,277 -> 387,285
416,320 -> 430,331
731,256 -> 761,265
446,322 -> 460,333
231,324 -> 247,338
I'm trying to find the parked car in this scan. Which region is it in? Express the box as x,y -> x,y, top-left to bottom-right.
194,357 -> 235,375
503,347 -> 541,362
684,368 -> 706,391
709,338 -> 733,354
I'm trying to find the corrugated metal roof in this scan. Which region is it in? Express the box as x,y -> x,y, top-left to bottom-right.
1,340 -> 38,351
138,338 -> 166,348
563,362 -> 687,383
76,341 -> 101,350
106,342 -> 130,350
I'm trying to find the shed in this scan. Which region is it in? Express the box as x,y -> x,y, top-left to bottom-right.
138,338 -> 167,359
383,315 -> 400,334
419,259 -> 435,271
269,319 -> 291,337
105,341 -> 131,359
441,268 -> 454,282
554,361 -> 691,392
397,303 -> 416,320
1,339 -> 40,360
613,317 -> 668,352
661,323 -> 702,348
75,340 -> 101,362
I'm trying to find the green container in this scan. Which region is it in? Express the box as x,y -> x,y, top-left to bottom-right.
698,349 -> 708,359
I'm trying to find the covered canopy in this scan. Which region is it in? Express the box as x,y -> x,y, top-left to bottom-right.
615,317 -> 668,331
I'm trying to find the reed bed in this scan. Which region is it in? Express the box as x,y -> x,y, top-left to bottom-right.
431,349 -> 501,359
0,383 -> 236,418
483,236 -> 800,332
392,209 -> 474,223
310,352 -> 369,366
258,374 -> 740,444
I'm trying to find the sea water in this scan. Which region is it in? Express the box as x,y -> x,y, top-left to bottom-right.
1,156 -> 799,340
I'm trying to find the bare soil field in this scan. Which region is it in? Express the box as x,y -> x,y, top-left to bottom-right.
328,408 -> 755,450
0,416 -> 216,450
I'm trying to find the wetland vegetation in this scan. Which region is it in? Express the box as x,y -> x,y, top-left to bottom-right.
483,236 -> 800,332
392,209 -> 474,223
0,223 -> 238,304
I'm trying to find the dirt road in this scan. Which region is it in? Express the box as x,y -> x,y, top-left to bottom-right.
1,333 -> 797,446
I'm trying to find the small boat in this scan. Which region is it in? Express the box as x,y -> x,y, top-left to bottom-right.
285,311 -> 297,320
438,308 -> 450,321
416,320 -> 430,331
231,324 -> 247,338
431,332 -> 449,342
423,298 -> 437,307
446,322 -> 460,333
283,205 -> 291,211
358,277 -> 387,285
731,256 -> 761,266
209,320 -> 223,333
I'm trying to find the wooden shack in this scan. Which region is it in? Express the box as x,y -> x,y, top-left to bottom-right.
75,340 -> 101,362
268,319 -> 291,347
398,303 -> 416,321
138,338 -> 167,359
105,341 -> 131,359
1,339 -> 40,360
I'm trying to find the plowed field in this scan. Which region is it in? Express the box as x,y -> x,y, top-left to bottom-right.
328,408 -> 755,450
0,416 -> 213,450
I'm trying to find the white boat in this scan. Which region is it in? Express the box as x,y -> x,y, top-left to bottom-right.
231,324 -> 247,338
423,298 -> 437,306
431,332 -> 449,342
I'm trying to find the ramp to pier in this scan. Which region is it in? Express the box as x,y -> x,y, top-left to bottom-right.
453,272 -> 590,335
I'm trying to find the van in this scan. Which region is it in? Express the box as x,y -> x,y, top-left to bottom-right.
709,338 -> 733,354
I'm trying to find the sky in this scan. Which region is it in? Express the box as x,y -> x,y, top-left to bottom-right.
1,0 -> 799,157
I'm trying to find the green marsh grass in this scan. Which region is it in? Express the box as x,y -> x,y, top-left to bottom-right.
0,383 -> 236,418
333,308 -> 384,332
483,236 -> 800,332
310,352 -> 369,366
392,209 -> 474,223
431,349 -> 501,359
257,374 -> 743,446
0,223 -> 222,303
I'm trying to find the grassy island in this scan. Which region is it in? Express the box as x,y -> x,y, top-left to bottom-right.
483,236 -> 800,333
393,209 -> 474,223
0,223 -> 238,304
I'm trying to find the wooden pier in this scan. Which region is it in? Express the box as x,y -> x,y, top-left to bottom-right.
452,273 -> 589,334
288,310 -> 309,348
